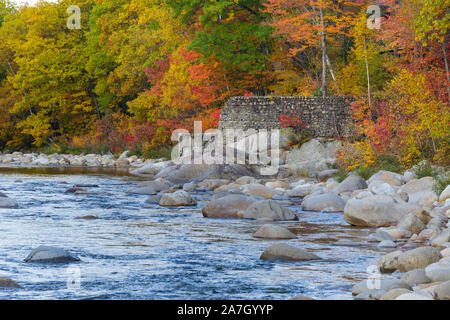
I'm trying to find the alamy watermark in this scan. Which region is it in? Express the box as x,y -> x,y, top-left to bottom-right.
367,5 -> 381,30
67,5 -> 81,30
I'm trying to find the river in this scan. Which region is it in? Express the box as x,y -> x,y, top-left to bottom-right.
0,167 -> 387,300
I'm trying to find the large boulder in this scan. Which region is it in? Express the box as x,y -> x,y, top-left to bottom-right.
155,164 -> 256,183
159,190 -> 197,207
301,194 -> 346,212
24,246 -> 80,263
126,180 -> 171,195
253,225 -> 297,239
286,138 -> 341,173
202,194 -> 257,219
425,257 -> 450,282
397,247 -> 442,272
344,199 -> 424,228
243,200 -> 297,221
260,244 -> 321,261
334,175 -> 368,194
240,184 -> 279,199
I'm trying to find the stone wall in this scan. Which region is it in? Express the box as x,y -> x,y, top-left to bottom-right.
218,96 -> 354,137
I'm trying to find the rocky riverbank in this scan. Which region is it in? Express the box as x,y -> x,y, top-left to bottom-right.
0,151 -> 151,168
1,140 -> 449,300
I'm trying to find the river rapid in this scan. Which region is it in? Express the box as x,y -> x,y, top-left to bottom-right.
0,167 -> 388,300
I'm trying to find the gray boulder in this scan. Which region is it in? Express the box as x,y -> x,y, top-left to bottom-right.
155,164 -> 256,183
24,246 -> 80,263
400,268 -> 431,285
260,244 -> 321,261
334,175 -> 368,194
344,199 -> 424,228
301,194 -> 346,212
202,194 -> 257,219
243,200 -> 297,221
352,279 -> 411,296
159,191 -> 197,207
126,180 -> 171,195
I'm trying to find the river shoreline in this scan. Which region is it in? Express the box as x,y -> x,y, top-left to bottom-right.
0,154 -> 449,300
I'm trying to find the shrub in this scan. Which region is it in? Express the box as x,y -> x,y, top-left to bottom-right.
434,172 -> 450,196
334,169 -> 349,183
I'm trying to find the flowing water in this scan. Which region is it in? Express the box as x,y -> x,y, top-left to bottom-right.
0,167 -> 389,300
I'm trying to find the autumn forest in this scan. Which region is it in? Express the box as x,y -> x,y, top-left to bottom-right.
0,0 -> 448,170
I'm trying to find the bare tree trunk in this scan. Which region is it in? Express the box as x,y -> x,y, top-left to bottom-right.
442,41 -> 450,99
364,37 -> 371,107
320,7 -> 327,97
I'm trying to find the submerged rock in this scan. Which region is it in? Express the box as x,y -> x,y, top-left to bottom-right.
0,196 -> 18,208
24,246 -> 80,263
0,277 -> 22,289
260,244 -> 321,261
253,224 -> 297,239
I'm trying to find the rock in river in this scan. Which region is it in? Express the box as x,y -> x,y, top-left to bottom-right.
243,200 -> 297,221
344,199 -> 424,228
301,194 -> 346,212
159,190 -> 197,207
24,246 -> 80,263
202,194 -> 257,219
260,244 -> 321,261
253,225 -> 297,239
0,196 -> 18,208
0,277 -> 22,288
